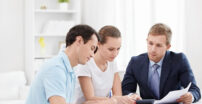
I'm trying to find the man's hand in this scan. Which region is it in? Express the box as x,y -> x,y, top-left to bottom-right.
176,92 -> 193,104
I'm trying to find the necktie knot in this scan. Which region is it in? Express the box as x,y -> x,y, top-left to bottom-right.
152,64 -> 160,71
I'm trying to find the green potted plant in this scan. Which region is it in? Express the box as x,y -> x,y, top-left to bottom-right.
58,0 -> 70,10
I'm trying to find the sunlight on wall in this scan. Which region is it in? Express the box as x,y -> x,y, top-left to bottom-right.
114,0 -> 186,71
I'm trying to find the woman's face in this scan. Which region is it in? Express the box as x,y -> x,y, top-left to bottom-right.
98,37 -> 121,62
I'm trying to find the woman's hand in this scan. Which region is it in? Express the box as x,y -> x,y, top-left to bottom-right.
127,93 -> 142,101
112,96 -> 135,104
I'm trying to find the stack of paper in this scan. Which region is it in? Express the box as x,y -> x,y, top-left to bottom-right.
154,82 -> 191,104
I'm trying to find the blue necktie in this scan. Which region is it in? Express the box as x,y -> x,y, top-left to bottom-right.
150,64 -> 160,99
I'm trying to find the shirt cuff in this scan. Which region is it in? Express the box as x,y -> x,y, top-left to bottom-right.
191,93 -> 194,102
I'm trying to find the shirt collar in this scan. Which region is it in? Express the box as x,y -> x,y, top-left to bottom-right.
59,51 -> 74,73
149,54 -> 165,67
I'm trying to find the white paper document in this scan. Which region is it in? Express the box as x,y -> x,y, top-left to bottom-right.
154,82 -> 191,104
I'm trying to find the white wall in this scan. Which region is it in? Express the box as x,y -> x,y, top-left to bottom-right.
82,0 -> 202,90
0,0 -> 201,89
81,0 -> 116,31
0,0 -> 24,72
185,0 -> 202,89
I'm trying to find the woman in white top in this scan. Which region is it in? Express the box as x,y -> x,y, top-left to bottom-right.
75,26 -> 134,104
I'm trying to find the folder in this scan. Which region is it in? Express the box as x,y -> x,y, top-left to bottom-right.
136,99 -> 155,104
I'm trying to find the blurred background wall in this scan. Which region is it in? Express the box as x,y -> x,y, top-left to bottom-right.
0,0 -> 202,90
0,0 -> 24,72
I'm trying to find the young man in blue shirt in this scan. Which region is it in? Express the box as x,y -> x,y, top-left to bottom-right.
26,24 -> 100,104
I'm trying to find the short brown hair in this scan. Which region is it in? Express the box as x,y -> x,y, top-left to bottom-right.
98,25 -> 121,44
66,24 -> 100,47
148,23 -> 172,45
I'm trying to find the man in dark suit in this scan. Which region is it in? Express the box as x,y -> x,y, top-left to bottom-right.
122,23 -> 201,104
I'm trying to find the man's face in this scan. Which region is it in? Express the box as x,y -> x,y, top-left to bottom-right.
147,34 -> 171,63
78,34 -> 98,65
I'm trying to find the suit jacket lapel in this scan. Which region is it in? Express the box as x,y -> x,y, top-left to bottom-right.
141,55 -> 149,88
160,51 -> 171,98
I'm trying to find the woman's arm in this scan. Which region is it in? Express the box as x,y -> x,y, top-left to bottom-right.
79,76 -> 134,104
49,96 -> 66,104
111,72 -> 136,104
78,76 -> 109,101
112,72 -> 122,96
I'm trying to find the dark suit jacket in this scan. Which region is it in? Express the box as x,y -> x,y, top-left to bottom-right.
122,51 -> 201,103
